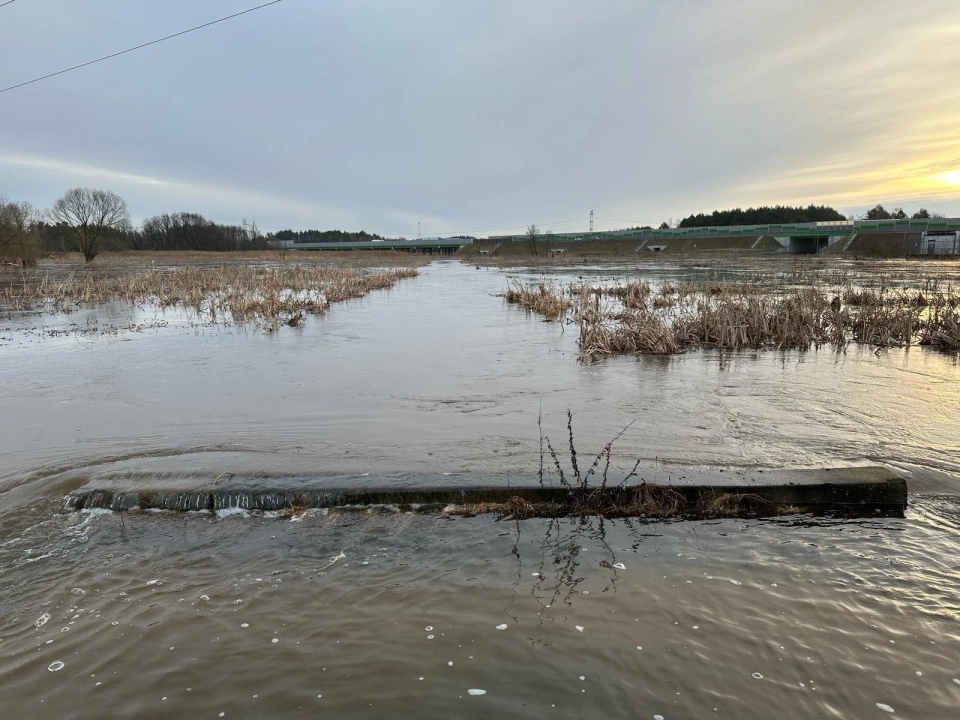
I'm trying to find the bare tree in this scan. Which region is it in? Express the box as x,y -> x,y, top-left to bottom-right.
526,223 -> 541,256
51,188 -> 130,262
0,197 -> 42,266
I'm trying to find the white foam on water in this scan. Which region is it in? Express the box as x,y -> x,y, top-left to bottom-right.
447,661 -> 453,667
495,624 -> 507,630
241,623 -> 249,628
467,689 -> 486,696
752,673 -> 763,679
427,635 -> 434,640
532,572 -> 540,577
876,703 -> 894,713
271,638 -> 279,643
614,563 -> 626,570
71,588 -> 85,596
654,715 -> 665,720
34,613 -> 51,629
146,580 -> 159,586
575,626 -> 584,632
48,661 -> 65,672
636,646 -> 642,650
953,678 -> 960,685
216,507 -> 248,518
579,676 -> 585,681
730,580 -> 742,586
425,626 -> 433,631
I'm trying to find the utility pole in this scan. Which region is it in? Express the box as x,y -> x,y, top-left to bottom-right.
589,210 -> 594,234
418,222 -> 421,240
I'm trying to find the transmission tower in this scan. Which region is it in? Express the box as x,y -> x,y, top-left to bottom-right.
589,210 -> 594,234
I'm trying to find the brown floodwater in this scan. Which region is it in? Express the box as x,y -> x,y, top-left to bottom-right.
1,258 -> 959,718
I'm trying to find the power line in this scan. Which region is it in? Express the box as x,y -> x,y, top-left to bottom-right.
0,1 -> 19,9
0,0 -> 286,95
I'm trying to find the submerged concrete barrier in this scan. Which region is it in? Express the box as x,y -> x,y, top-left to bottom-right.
64,466 -> 907,517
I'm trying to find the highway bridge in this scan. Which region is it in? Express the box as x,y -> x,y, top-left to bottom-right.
279,238 -> 472,254
280,217 -> 960,254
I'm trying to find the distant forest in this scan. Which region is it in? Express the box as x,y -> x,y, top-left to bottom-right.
273,229 -> 384,244
677,205 -> 845,228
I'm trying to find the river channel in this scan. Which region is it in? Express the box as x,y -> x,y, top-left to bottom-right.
1,258 -> 958,718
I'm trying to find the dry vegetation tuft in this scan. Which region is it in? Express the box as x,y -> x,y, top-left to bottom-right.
502,281 -> 571,320
573,278 -> 960,361
2,263 -> 419,330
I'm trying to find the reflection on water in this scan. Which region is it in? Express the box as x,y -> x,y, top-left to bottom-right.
1,502 -> 959,719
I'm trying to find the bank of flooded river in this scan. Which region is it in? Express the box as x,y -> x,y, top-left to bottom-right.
1,257 -> 959,717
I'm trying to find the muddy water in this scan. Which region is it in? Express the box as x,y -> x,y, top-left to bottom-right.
2,258 -> 960,718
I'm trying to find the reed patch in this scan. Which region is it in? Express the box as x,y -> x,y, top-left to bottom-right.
2,264 -> 419,331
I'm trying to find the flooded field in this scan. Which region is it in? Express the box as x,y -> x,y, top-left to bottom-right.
2,255 -> 959,718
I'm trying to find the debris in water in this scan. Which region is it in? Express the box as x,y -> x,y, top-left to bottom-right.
875,703 -> 894,713
496,624 -> 507,630
48,661 -> 65,672
34,613 -> 51,629
447,661 -> 453,667
425,626 -> 433,631
271,638 -> 279,643
636,646 -> 642,650
467,689 -> 486,696
71,588 -> 85,596
654,716 -> 665,720
241,624 -> 249,628
752,673 -> 763,679
614,563 -> 626,570
146,580 -> 159,586
575,626 -> 584,632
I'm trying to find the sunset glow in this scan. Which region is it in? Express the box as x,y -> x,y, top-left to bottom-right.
941,169 -> 960,186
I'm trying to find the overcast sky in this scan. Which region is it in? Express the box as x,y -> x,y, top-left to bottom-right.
2,0 -> 960,235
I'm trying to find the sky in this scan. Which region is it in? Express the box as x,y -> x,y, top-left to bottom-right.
2,0 -> 960,236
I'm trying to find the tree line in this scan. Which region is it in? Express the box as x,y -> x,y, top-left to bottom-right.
675,205 -> 846,228
667,203 -> 946,229
273,229 -> 384,244
1,186 -> 386,265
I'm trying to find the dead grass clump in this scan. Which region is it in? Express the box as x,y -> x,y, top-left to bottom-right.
579,309 -> 680,361
918,303 -> 960,349
692,490 -> 762,518
501,496 -> 536,520
503,281 -> 570,320
628,483 -> 687,518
